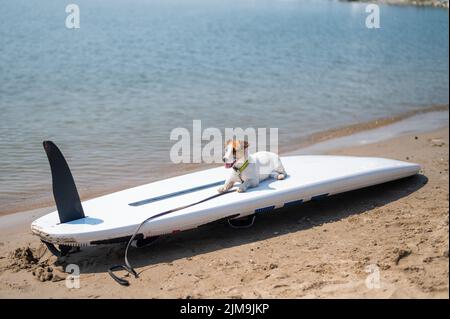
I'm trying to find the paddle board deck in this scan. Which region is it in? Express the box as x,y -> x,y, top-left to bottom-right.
31,155 -> 420,246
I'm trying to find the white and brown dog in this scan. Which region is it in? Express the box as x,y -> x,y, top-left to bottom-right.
218,140 -> 287,193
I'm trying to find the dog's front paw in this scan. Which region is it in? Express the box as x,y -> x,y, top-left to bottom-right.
277,174 -> 286,180
237,186 -> 247,193
217,186 -> 226,193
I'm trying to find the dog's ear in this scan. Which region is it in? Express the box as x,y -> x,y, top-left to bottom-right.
243,140 -> 249,149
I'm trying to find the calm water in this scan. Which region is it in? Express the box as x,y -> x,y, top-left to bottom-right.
0,0 -> 448,213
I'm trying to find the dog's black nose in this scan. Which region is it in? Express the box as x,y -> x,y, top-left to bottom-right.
222,157 -> 226,163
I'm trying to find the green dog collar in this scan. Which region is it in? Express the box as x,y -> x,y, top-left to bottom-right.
234,159 -> 249,174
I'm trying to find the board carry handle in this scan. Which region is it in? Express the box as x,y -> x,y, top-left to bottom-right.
43,141 -> 85,223
227,214 -> 256,228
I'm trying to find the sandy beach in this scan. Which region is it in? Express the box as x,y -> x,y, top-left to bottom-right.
0,0 -> 448,302
0,113 -> 448,298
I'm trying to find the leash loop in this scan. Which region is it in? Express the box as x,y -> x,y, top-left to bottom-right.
108,189 -> 236,285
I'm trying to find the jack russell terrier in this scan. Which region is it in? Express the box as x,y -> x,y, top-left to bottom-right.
218,139 -> 287,193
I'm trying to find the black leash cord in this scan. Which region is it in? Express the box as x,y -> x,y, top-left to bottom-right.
108,189 -> 236,286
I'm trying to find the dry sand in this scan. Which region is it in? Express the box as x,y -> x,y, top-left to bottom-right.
0,126 -> 448,298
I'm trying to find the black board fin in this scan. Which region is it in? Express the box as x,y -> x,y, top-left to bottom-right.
43,141 -> 85,223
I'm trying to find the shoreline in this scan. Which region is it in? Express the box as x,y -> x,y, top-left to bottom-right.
282,104 -> 449,154
339,0 -> 449,9
0,123 -> 447,298
0,104 -> 448,218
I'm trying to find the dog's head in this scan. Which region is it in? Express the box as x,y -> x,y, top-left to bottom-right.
223,139 -> 249,168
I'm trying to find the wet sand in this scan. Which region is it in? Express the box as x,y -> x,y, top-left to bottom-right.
0,122 -> 448,298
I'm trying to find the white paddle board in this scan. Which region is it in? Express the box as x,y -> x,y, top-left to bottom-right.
31,154 -> 420,246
